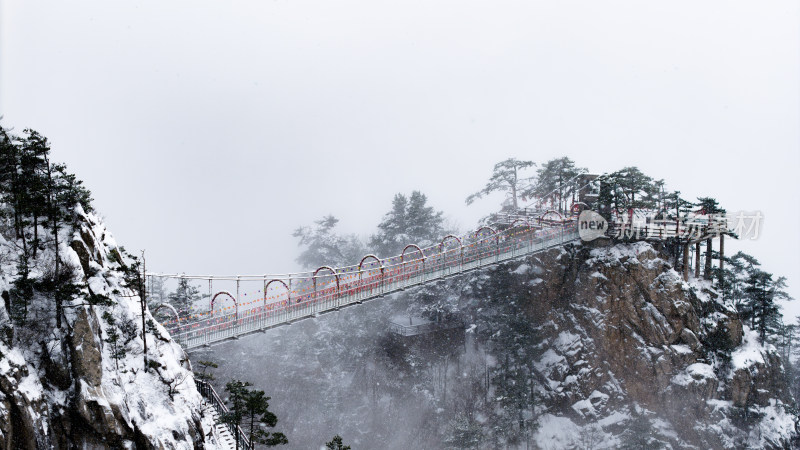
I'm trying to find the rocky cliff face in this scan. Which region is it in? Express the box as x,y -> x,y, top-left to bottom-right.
0,209 -> 215,449
513,240 -> 796,448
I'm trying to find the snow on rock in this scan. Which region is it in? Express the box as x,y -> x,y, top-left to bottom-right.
536,349 -> 566,373
750,401 -> 798,448
671,363 -> 716,387
587,240 -> 653,265
571,390 -> 609,419
731,327 -> 767,371
0,208 -> 218,448
512,263 -> 530,275
534,414 -> 580,448
527,277 -> 544,286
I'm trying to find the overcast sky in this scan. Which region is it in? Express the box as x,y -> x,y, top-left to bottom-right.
2,1 -> 799,317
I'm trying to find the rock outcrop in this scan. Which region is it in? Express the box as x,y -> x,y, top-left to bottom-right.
0,208 -> 212,448
515,240 -> 796,448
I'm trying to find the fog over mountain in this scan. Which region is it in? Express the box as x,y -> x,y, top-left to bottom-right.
1,0 -> 797,315
1,1 -> 798,448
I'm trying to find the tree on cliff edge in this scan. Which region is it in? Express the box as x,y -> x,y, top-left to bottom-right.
466,158 -> 535,210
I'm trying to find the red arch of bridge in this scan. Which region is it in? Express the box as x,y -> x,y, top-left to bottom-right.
154,303 -> 180,325
313,265 -> 340,297
439,234 -> 462,251
439,234 -> 464,267
401,244 -> 425,262
474,226 -> 500,253
358,254 -> 384,285
509,218 -> 533,229
474,225 -> 498,240
264,279 -> 290,306
540,210 -> 564,223
358,254 -> 383,272
571,202 -> 589,215
210,291 -> 237,319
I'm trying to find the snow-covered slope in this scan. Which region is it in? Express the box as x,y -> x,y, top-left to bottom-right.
0,208 -> 219,448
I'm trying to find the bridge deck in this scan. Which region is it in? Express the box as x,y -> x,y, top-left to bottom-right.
165,227 -> 579,349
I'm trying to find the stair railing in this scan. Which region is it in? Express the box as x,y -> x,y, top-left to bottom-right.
195,379 -> 253,450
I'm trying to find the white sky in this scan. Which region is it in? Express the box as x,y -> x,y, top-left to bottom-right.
2,1 -> 799,317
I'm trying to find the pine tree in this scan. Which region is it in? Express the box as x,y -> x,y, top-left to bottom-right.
118,250 -> 150,369
221,380 -> 250,450
695,196 -> 725,215
293,215 -> 367,269
195,360 -> 218,382
0,126 -> 17,208
788,317 -> 800,405
474,267 -> 540,445
147,275 -> 168,311
18,129 -> 50,258
325,435 -> 351,450
406,191 -> 444,245
370,191 -> 445,257
720,252 -> 762,313
222,380 -> 287,448
2,128 -> 36,321
102,311 -> 126,373
595,177 -> 616,221
744,269 -> 791,342
776,319 -> 796,363
169,277 -> 201,319
369,194 -> 408,256
717,251 -> 793,343
466,158 -> 536,210
243,389 -> 288,446
527,157 -> 586,212
598,167 -> 660,213
0,124 -> 93,324
662,190 -> 692,221
50,162 -> 93,220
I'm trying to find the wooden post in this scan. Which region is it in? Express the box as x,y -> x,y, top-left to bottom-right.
694,242 -> 701,278
683,243 -> 689,281
705,238 -> 713,280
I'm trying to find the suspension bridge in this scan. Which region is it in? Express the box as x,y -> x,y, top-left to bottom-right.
149,205 -> 728,351
148,212 -> 581,350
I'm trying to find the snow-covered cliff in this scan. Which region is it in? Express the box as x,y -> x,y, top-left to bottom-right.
0,208 -> 219,448
514,240 -> 797,448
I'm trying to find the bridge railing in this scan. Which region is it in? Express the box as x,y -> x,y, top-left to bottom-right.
165,222 -> 579,349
